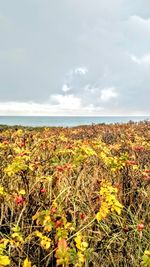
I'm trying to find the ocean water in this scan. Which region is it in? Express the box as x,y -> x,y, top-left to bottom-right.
0,116 -> 149,127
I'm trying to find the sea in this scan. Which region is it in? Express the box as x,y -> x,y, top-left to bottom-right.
0,116 -> 149,127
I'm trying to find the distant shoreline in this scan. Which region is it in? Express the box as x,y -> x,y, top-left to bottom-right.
0,119 -> 149,131
0,115 -> 149,128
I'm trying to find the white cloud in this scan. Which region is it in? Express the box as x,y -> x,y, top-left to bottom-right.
50,94 -> 81,109
0,2 -> 150,116
62,84 -> 71,93
0,100 -> 104,116
130,55 -> 140,64
0,100 -> 149,116
129,15 -> 150,29
100,88 -> 118,102
131,54 -> 150,67
84,84 -> 99,93
0,102 -> 51,116
74,67 -> 88,75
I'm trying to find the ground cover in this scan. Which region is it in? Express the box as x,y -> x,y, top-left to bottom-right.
0,121 -> 150,266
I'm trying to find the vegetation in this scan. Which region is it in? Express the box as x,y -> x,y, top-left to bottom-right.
0,121 -> 150,266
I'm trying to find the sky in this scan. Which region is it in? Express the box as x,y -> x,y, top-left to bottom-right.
0,0 -> 150,116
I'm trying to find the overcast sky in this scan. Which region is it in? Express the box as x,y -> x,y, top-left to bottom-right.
0,0 -> 150,115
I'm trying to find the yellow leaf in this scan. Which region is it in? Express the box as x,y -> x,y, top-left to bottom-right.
77,251 -> 85,263
35,231 -> 43,238
0,186 -> 5,196
114,205 -> 122,215
132,165 -> 139,170
0,255 -> 10,266
82,242 -> 88,248
74,235 -> 82,248
19,189 -> 26,195
45,176 -> 52,182
32,213 -> 39,221
11,232 -> 24,243
22,258 -> 32,267
44,225 -> 52,232
43,215 -> 51,223
40,239 -> 51,250
96,211 -> 102,222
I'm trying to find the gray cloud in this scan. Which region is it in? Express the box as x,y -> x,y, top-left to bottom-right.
0,0 -> 150,115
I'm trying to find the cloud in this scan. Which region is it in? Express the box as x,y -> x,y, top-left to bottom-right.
0,100 -> 148,116
74,67 -> 88,75
84,84 -> 99,94
0,102 -> 52,116
50,94 -> 81,109
62,84 -> 71,93
0,1 -> 150,115
0,100 -> 104,116
129,15 -> 150,30
100,88 -> 118,102
64,67 -> 88,84
131,54 -> 150,67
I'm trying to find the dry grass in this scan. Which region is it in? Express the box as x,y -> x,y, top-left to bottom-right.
0,121 -> 150,266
